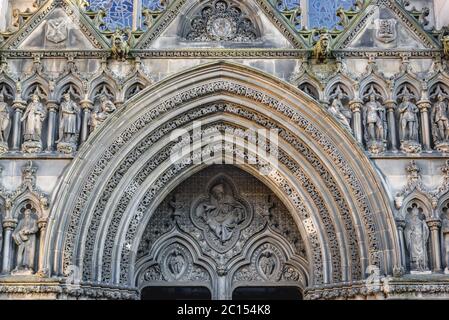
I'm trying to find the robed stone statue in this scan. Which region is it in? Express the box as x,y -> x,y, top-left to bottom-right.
57,93 -> 81,154
404,207 -> 430,273
21,94 -> 47,153
12,209 -> 39,274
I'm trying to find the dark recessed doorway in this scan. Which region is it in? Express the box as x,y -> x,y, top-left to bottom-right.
232,287 -> 303,300
141,286 -> 212,300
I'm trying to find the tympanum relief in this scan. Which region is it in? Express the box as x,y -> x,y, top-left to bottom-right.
136,166 -> 307,294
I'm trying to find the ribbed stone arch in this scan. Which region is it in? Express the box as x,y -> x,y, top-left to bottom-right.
44,61 -> 400,296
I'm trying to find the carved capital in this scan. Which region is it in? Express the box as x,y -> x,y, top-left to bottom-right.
426,219 -> 441,230
349,100 -> 363,113
80,100 -> 93,111
12,100 -> 26,111
38,217 -> 48,230
385,100 -> 397,111
3,218 -> 17,229
395,219 -> 406,230
417,100 -> 431,113
46,100 -> 59,112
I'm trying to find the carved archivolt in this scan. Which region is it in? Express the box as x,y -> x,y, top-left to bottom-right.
45,63 -> 398,292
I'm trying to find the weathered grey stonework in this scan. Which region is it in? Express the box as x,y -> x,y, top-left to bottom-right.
0,0 -> 447,300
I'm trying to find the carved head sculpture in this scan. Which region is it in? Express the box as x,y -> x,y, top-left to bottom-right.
31,94 -> 40,103
211,184 -> 225,201
438,93 -> 445,102
24,208 -> 32,219
62,93 -> 71,102
313,33 -> 331,62
369,93 -> 376,102
410,206 -> 422,223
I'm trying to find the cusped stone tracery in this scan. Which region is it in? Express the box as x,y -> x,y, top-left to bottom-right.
184,0 -> 259,42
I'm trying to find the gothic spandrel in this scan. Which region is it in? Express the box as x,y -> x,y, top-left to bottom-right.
88,0 -> 134,30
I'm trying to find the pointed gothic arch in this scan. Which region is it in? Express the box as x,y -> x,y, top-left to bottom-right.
42,61 -> 400,299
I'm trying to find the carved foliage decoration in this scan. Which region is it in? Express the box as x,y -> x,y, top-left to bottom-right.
185,0 -> 258,42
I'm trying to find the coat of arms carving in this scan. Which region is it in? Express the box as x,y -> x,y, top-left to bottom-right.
46,18 -> 68,44
374,18 -> 397,43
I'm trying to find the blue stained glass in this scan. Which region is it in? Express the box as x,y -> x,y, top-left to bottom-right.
308,0 -> 353,29
89,0 -> 134,30
141,0 -> 166,11
276,0 -> 300,11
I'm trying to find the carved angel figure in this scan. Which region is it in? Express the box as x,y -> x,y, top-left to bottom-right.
404,207 -> 429,273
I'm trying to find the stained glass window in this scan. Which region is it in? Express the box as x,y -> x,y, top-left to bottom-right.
307,0 -> 353,29
88,0 -> 135,30
141,0 -> 167,11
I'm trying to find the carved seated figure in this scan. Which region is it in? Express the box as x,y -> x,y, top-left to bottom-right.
89,95 -> 116,133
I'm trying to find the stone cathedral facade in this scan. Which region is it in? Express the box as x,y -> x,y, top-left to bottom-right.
0,0 -> 448,300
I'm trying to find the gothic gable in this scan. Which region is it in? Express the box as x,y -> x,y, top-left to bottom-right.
136,0 -> 305,50
1,0 -> 109,50
334,0 -> 440,50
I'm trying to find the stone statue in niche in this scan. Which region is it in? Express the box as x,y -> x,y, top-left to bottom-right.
195,183 -> 246,244
363,89 -> 387,154
45,17 -> 68,44
57,93 -> 81,154
89,95 -> 116,133
442,211 -> 449,274
12,209 -> 39,275
404,206 -> 430,273
431,91 -> 449,152
21,94 -> 47,154
328,87 -> 352,133
0,93 -> 11,153
398,89 -> 421,153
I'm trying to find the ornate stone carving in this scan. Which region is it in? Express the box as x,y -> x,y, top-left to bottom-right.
443,35 -> 449,59
255,244 -> 283,282
404,205 -> 430,274
111,30 -> 130,62
191,178 -> 251,252
0,93 -> 11,154
57,93 -> 81,154
398,86 -> 421,153
185,0 -> 257,42
11,208 -> 38,275
45,18 -> 68,44
313,34 -> 331,63
430,87 -> 449,153
328,85 -> 352,132
374,18 -> 397,43
362,86 -> 387,154
21,94 -> 46,154
161,245 -> 191,281
89,95 -> 116,133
